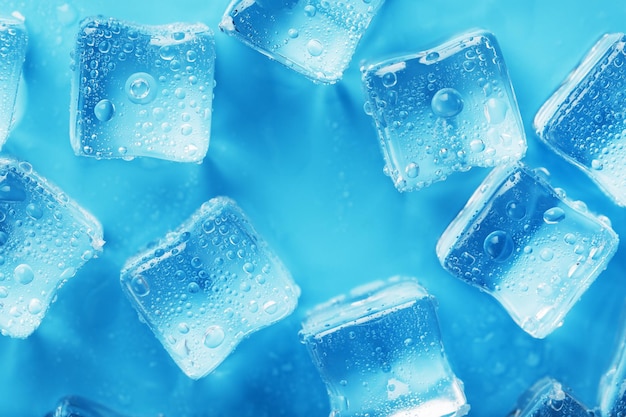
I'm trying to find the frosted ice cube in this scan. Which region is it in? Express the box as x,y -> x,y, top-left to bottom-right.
219,0 -> 385,83
120,196 -> 299,379
599,314 -> 626,417
46,396 -> 127,417
437,162 -> 618,338
0,157 -> 104,338
362,29 -> 526,191
300,277 -> 469,417
0,14 -> 28,147
70,17 -> 215,162
535,33 -> 626,207
509,378 -> 590,417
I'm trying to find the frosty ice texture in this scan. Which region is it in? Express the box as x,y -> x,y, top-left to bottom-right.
436,162 -> 618,338
362,29 -> 526,191
219,0 -> 385,83
46,396 -> 128,417
508,378 -> 591,417
70,17 -> 215,162
599,316 -> 626,417
120,196 -> 299,379
300,277 -> 469,417
0,15 -> 28,147
0,157 -> 104,338
535,33 -> 626,207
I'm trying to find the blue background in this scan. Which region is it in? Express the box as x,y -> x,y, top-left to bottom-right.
1,0 -> 626,416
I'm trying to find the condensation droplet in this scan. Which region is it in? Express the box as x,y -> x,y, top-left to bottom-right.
125,72 -> 157,104
306,39 -> 324,57
431,88 -> 464,118
203,325 -> 225,348
130,275 -> 150,296
14,264 -> 34,284
94,99 -> 115,121
543,207 -> 565,224
483,230 -> 514,262
28,298 -> 43,314
405,162 -> 419,178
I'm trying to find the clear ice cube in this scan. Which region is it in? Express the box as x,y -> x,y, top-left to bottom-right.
599,315 -> 626,417
120,196 -> 300,379
46,396 -> 127,417
70,17 -> 215,162
0,14 -> 28,147
300,277 -> 469,417
437,162 -> 618,338
0,157 -> 104,338
508,378 -> 591,417
219,0 -> 385,83
361,29 -> 526,191
535,33 -> 626,207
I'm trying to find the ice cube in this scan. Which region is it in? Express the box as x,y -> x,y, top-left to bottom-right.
219,0 -> 385,83
437,162 -> 618,338
599,314 -> 626,417
0,14 -> 28,147
535,33 -> 626,207
361,29 -> 526,191
300,277 -> 469,417
70,17 -> 215,162
46,396 -> 127,417
120,196 -> 299,379
508,378 -> 590,417
0,157 -> 104,338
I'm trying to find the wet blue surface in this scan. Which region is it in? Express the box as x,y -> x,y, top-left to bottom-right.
1,1 -> 626,416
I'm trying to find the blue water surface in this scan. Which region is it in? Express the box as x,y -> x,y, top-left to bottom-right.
1,1 -> 626,416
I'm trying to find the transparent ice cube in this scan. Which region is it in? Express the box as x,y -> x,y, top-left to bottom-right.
437,162 -> 618,338
300,277 -> 469,417
599,312 -> 626,417
0,157 -> 104,338
535,33 -> 626,207
120,196 -> 300,379
219,0 -> 385,83
362,29 -> 526,191
508,378 -> 591,417
70,17 -> 215,162
0,14 -> 28,147
46,396 -> 128,417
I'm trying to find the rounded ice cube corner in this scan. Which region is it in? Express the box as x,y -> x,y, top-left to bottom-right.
218,0 -> 386,84
360,28 -> 526,193
300,277 -> 469,417
119,196 -> 299,379
436,162 -> 619,339
0,157 -> 104,339
69,16 -> 215,163
510,377 -> 591,416
534,32 -> 626,207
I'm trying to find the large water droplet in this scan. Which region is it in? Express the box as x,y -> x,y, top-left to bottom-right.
125,72 -> 157,104
14,264 -> 34,284
26,203 -> 43,220
203,325 -> 225,348
306,39 -> 324,57
130,275 -> 150,296
94,99 -> 115,122
505,201 -> 526,220
304,5 -> 316,16
483,230 -> 514,262
381,72 -> 397,88
543,207 -> 565,224
263,300 -> 278,314
431,88 -> 464,118
28,298 -> 43,314
405,162 -> 419,178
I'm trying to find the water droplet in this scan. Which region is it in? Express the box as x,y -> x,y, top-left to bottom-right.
243,262 -> 255,273
564,233 -> 577,245
483,230 -> 514,262
288,28 -> 299,38
0,286 -> 8,298
304,5 -> 316,16
125,72 -> 157,104
306,39 -> 324,57
188,282 -> 200,293
26,203 -> 43,220
178,322 -> 190,334
28,298 -> 43,314
14,264 -> 34,284
505,201 -> 526,220
591,159 -> 603,170
540,248 -> 554,261
470,139 -> 485,153
159,45 -> 176,60
203,325 -> 225,348
263,300 -> 278,314
382,72 -> 397,88
543,207 -> 565,224
405,162 -> 419,178
191,257 -> 202,268
186,50 -> 197,62
181,124 -> 193,136
93,99 -> 115,122
130,275 -> 150,296
431,88 -> 464,118
425,51 -> 440,61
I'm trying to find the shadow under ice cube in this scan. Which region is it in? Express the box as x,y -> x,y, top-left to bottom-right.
70,17 -> 215,162
535,33 -> 626,207
508,378 -> 590,417
120,196 -> 299,379
437,162 -> 618,338
219,0 -> 385,83
362,29 -> 526,191
0,157 -> 104,338
0,14 -> 28,147
300,277 -> 469,417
